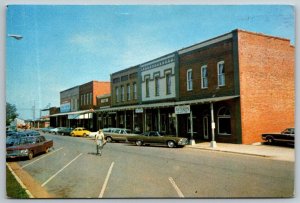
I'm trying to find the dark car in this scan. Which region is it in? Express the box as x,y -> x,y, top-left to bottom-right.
6,135 -> 53,160
126,131 -> 189,148
40,127 -> 55,133
262,128 -> 295,145
6,130 -> 17,137
57,127 -> 73,136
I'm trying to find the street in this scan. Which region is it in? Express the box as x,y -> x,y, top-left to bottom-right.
10,133 -> 294,198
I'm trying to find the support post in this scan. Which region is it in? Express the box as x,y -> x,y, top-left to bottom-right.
132,110 -> 135,131
124,111 -> 127,129
189,110 -> 195,145
158,109 -> 161,132
175,113 -> 178,137
144,109 -> 147,132
210,102 -> 217,148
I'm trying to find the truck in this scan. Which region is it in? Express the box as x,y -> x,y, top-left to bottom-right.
6,135 -> 53,160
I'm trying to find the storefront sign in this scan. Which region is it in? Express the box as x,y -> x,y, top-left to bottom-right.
175,105 -> 190,114
135,108 -> 144,113
60,102 -> 71,113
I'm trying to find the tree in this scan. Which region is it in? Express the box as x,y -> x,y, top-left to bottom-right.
6,102 -> 19,126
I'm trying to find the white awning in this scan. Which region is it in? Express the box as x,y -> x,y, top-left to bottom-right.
50,109 -> 94,117
95,95 -> 240,113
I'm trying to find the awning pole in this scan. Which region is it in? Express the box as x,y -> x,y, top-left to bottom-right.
189,110 -> 195,145
132,110 -> 135,131
158,109 -> 161,132
125,111 -> 127,129
210,102 -> 217,148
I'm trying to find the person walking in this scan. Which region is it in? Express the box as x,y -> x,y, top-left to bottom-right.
95,129 -> 105,156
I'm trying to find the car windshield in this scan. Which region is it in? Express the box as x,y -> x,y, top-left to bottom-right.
7,137 -> 36,146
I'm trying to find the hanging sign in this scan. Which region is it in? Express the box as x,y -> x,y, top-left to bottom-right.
175,105 -> 190,114
135,108 -> 144,113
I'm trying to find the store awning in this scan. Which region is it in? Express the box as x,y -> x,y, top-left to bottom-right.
50,109 -> 94,117
95,95 -> 240,113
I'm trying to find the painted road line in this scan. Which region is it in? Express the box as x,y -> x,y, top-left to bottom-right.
168,177 -> 184,198
21,147 -> 64,169
41,153 -> 82,187
99,162 -> 115,198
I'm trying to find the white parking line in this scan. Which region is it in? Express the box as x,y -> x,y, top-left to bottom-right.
21,147 -> 63,169
168,177 -> 184,198
41,153 -> 82,187
99,162 -> 115,198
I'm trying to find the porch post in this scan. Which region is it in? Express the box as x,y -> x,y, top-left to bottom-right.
158,108 -> 161,132
175,113 -> 178,137
210,102 -> 217,148
124,111 -> 127,129
144,109 -> 147,132
132,110 -> 135,131
189,110 -> 195,145
116,111 -> 118,128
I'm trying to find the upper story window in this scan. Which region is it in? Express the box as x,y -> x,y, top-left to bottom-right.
217,61 -> 225,87
187,69 -> 193,91
155,76 -> 160,96
121,75 -> 129,82
127,84 -> 131,101
166,73 -> 171,95
89,93 -> 92,105
121,86 -> 125,101
133,82 -> 137,100
116,87 -> 119,103
201,65 -> 208,89
145,78 -> 150,98
113,77 -> 120,84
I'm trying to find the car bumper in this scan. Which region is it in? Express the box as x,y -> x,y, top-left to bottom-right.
6,150 -> 29,158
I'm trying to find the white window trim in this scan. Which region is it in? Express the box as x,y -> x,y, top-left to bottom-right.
187,69 -> 193,91
201,65 -> 208,89
121,86 -> 125,101
217,61 -> 225,87
133,83 -> 137,99
127,84 -> 131,101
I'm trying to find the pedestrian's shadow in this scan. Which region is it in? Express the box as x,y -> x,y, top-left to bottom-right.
87,152 -> 101,156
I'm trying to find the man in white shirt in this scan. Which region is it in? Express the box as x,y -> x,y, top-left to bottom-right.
95,129 -> 105,156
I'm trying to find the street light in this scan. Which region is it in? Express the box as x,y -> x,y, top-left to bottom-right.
8,34 -> 23,40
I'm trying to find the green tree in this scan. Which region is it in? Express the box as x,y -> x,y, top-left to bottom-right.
6,102 -> 19,126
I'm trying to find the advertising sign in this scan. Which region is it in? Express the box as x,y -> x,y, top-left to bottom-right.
175,105 -> 190,114
135,108 -> 144,113
60,102 -> 71,113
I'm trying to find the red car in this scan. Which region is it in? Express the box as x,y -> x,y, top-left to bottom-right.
6,135 -> 53,160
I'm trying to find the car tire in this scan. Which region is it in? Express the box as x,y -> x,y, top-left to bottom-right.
267,137 -> 273,144
28,151 -> 34,160
106,137 -> 112,142
136,140 -> 143,146
71,133 -> 75,137
83,133 -> 87,137
167,141 -> 176,148
45,147 -> 49,153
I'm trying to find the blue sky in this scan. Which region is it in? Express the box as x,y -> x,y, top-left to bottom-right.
6,5 -> 295,120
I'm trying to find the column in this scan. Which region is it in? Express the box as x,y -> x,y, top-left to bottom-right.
175,113 -> 178,137
132,110 -> 135,131
124,111 -> 127,129
189,110 -> 195,145
158,109 -> 161,132
210,102 -> 217,148
144,109 -> 147,132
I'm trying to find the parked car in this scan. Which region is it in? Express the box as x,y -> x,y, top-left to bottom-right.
6,130 -> 17,137
57,127 -> 73,136
262,128 -> 295,145
6,131 -> 41,147
40,127 -> 55,133
126,131 -> 189,148
104,128 -> 133,142
6,135 -> 53,160
70,127 -> 91,137
50,127 -> 66,135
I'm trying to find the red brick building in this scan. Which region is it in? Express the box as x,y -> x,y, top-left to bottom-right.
178,29 -> 294,144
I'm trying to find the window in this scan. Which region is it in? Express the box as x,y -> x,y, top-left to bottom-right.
155,76 -> 160,96
121,86 -> 125,101
217,106 -> 231,135
133,83 -> 137,99
201,65 -> 208,89
127,84 -> 131,101
90,93 -> 92,105
218,61 -> 225,86
81,95 -> 84,106
116,87 -> 119,102
166,74 -> 171,95
145,78 -> 150,97
187,69 -> 193,91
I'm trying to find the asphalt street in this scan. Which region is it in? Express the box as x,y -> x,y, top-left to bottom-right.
13,133 -> 294,198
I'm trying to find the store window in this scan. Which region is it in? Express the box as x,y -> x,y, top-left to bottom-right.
217,106 -> 231,135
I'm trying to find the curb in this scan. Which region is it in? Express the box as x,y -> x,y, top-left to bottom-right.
6,163 -> 34,198
186,145 -> 270,158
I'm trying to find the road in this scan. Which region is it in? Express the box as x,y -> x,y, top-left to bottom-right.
11,133 -> 294,198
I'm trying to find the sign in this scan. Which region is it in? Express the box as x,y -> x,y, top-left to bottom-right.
60,102 -> 71,113
135,108 -> 144,113
175,105 -> 190,114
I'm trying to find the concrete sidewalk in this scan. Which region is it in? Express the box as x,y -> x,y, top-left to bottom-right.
186,142 -> 295,162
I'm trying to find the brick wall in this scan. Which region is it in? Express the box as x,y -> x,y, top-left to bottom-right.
179,39 -> 235,100
237,30 -> 295,144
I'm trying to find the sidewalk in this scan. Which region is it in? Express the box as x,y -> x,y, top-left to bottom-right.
186,142 -> 295,162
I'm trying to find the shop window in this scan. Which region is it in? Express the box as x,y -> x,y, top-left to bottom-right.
217,106 -> 231,135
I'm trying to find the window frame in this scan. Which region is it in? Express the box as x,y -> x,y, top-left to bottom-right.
217,61 -> 225,87
201,65 -> 208,89
187,69 -> 193,91
127,84 -> 131,101
166,73 -> 171,95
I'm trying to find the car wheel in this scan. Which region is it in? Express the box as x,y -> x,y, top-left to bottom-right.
71,133 -> 75,137
167,141 -> 176,148
106,137 -> 112,142
83,133 -> 87,137
267,137 -> 273,144
45,147 -> 49,153
28,151 -> 34,160
136,140 -> 143,146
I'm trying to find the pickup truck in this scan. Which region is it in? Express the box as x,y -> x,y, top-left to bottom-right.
261,128 -> 295,145
6,135 -> 53,160
126,131 -> 189,148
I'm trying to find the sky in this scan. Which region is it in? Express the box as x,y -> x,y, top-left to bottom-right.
6,5 -> 295,120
